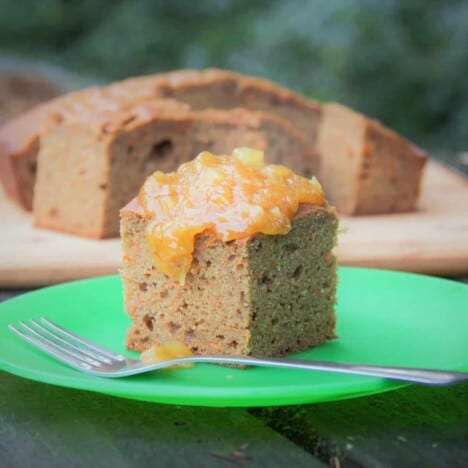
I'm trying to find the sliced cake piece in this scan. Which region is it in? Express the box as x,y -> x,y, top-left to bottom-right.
316,103 -> 427,215
0,84 -> 171,210
120,148 -> 338,357
121,202 -> 338,356
0,102 -> 62,210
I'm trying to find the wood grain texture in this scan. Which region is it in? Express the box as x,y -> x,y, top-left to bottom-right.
0,160 -> 467,287
253,384 -> 468,468
336,160 -> 468,276
0,372 -> 324,468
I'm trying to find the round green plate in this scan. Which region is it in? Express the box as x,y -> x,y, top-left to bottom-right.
0,267 -> 467,407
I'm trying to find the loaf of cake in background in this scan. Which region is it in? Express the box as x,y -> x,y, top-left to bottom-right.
0,68 -> 427,234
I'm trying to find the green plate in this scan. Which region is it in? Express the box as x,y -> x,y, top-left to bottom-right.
0,267 -> 467,407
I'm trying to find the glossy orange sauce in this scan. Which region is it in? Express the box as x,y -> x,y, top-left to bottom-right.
140,340 -> 194,368
138,148 -> 324,283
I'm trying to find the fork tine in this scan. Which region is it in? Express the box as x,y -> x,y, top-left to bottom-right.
15,321 -> 104,367
40,317 -> 125,361
28,319 -> 114,365
9,324 -> 96,371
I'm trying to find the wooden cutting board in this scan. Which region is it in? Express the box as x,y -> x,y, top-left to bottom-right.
0,160 -> 467,287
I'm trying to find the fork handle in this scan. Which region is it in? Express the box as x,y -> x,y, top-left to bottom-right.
181,356 -> 468,386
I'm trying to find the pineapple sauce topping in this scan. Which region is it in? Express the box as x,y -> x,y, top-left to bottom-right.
139,148 -> 325,283
140,341 -> 194,368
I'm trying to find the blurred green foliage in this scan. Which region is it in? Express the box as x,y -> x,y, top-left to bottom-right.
0,0 -> 467,157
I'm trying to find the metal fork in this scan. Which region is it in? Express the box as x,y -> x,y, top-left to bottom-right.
8,317 -> 468,385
